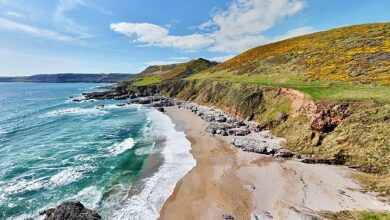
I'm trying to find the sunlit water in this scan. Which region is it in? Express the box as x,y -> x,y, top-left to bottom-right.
0,83 -> 195,219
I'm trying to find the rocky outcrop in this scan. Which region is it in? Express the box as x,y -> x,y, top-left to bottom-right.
310,103 -> 351,133
39,202 -> 101,220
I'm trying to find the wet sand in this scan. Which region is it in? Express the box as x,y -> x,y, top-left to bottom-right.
159,106 -> 390,219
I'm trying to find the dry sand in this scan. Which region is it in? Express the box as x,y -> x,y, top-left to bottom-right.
159,106 -> 390,220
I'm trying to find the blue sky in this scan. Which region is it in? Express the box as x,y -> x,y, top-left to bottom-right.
0,0 -> 389,76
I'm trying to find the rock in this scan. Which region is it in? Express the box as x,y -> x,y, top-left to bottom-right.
230,138 -> 267,154
223,213 -> 235,220
274,149 -> 294,158
310,103 -> 350,133
206,123 -> 233,135
116,103 -> 126,107
252,211 -> 274,220
157,107 -> 165,112
113,94 -> 129,100
215,115 -> 227,122
40,201 -> 102,220
227,127 -> 251,136
301,154 -> 346,165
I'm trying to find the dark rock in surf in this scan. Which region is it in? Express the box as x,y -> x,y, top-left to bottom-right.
39,201 -> 102,220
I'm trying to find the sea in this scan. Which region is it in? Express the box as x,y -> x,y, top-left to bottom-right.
0,82 -> 195,220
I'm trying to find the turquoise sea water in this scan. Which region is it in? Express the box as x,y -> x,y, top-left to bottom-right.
0,83 -> 195,219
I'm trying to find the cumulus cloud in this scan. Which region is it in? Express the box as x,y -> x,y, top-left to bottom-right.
145,60 -> 178,66
111,0 -> 313,53
110,22 -> 214,51
208,54 -> 236,62
170,56 -> 190,60
0,17 -> 74,42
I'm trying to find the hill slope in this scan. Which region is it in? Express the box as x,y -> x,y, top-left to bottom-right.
117,23 -> 390,197
189,23 -> 390,100
0,73 -> 134,83
131,58 -> 218,86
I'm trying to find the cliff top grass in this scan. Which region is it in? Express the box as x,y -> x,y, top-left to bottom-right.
187,70 -> 390,101
188,23 -> 390,101
132,58 -> 217,87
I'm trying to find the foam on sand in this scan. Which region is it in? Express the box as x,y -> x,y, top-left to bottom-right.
112,109 -> 196,219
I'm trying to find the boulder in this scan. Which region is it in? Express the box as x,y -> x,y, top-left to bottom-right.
227,127 -> 251,136
157,107 -> 165,112
39,201 -> 101,220
206,123 -> 233,135
274,149 -> 294,158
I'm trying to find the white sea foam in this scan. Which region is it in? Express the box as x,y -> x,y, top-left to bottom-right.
46,108 -> 107,116
49,166 -> 87,186
108,138 -> 136,155
0,127 -> 5,134
2,178 -> 44,195
72,186 -> 103,210
134,146 -> 153,156
112,109 -> 196,219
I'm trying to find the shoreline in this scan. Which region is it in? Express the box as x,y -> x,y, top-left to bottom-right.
160,105 -> 390,219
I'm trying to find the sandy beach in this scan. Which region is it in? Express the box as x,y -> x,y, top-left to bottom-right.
160,106 -> 389,219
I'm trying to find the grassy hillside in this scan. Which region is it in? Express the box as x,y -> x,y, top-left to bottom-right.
132,58 -> 217,86
188,23 -> 390,101
122,23 -> 390,197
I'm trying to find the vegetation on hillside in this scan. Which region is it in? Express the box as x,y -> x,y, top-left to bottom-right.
322,210 -> 390,220
131,58 -> 217,87
122,23 -> 390,197
214,23 -> 390,84
188,23 -> 390,101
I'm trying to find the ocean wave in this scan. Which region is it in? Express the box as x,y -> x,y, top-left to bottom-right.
108,138 -> 136,155
72,186 -> 103,210
46,107 -> 107,116
49,166 -> 89,186
0,177 -> 46,205
111,109 -> 196,219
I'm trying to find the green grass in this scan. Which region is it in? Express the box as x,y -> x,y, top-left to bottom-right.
187,71 -> 390,101
323,211 -> 390,220
134,76 -> 161,86
357,211 -> 390,220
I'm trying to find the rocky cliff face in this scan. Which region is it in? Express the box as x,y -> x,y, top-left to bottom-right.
113,79 -> 388,174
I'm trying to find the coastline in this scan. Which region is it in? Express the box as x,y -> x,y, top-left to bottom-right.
161,106 -> 390,219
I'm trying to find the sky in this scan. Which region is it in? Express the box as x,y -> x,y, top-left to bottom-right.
0,0 -> 389,76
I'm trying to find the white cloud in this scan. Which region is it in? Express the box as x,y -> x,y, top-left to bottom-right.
208,54 -> 236,62
272,26 -> 316,42
4,11 -> 25,18
111,0 -> 313,53
207,0 -> 305,52
0,17 -> 74,42
145,60 -> 178,66
170,56 -> 190,60
110,22 -> 214,51
54,0 -> 91,39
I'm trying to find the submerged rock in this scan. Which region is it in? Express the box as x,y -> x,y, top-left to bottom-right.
223,213 -> 235,220
40,201 -> 102,220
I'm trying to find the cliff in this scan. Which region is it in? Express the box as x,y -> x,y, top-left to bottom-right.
101,23 -> 390,196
